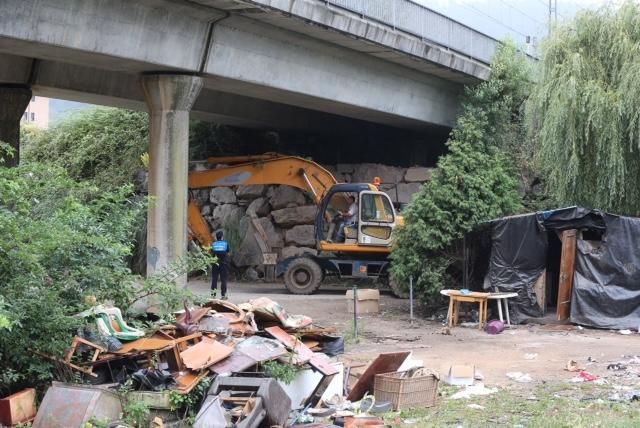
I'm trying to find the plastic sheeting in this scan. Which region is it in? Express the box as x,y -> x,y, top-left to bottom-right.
479,207 -> 640,328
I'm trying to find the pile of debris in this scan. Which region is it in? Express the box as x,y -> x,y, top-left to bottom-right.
4,298 -> 442,427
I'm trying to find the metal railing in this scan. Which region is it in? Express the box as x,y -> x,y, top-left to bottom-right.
324,0 -> 498,64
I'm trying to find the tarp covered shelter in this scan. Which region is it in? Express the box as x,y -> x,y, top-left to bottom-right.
467,207 -> 640,329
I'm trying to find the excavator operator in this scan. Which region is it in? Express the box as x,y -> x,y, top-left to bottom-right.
328,194 -> 358,242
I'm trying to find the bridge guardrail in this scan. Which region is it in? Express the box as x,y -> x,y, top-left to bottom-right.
324,0 -> 498,64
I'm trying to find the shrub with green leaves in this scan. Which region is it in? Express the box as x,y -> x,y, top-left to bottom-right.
390,41 -> 529,301
0,154 -> 211,394
22,107 -> 148,189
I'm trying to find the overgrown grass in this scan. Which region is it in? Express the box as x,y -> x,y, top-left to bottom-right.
383,383 -> 640,427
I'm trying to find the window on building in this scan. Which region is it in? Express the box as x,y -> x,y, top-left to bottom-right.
31,96 -> 35,101
31,112 -> 35,121
23,112 -> 28,120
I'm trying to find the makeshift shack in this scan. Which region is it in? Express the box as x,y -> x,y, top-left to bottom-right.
466,206 -> 640,329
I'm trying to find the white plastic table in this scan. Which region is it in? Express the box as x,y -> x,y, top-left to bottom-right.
487,292 -> 518,326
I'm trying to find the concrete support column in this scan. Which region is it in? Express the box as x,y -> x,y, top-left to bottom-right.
141,74 -> 203,286
0,85 -> 32,167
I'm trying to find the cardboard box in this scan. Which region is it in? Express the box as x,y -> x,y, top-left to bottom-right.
446,365 -> 475,386
346,289 -> 380,314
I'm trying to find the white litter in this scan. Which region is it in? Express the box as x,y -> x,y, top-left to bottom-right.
449,383 -> 498,400
506,372 -> 533,383
467,404 -> 486,410
619,329 -> 633,335
524,353 -> 538,360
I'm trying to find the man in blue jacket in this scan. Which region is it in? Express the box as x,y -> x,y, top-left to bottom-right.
211,230 -> 229,299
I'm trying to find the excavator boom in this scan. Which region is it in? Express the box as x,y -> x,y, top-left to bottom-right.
188,155 -> 337,247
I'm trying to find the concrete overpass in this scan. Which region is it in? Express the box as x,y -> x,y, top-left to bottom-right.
0,0 -> 498,282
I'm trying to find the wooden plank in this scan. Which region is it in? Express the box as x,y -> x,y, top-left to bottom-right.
557,229 -> 577,321
265,326 -> 337,376
346,351 -> 411,401
533,269 -> 546,315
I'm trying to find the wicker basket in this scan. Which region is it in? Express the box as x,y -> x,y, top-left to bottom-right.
373,369 -> 439,410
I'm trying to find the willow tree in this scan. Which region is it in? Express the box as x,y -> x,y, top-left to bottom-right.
529,2 -> 640,214
390,41 -> 528,301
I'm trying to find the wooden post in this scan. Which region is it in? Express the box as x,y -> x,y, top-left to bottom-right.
556,229 -> 577,320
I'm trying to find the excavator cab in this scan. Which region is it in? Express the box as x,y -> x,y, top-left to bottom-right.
315,183 -> 396,252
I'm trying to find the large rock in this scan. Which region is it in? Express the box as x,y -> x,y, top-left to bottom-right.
212,204 -> 245,229
285,225 -> 316,246
404,167 -> 433,182
396,182 -> 423,204
281,246 -> 318,259
200,204 -> 212,217
246,197 -> 270,217
267,185 -> 306,209
236,185 -> 266,200
232,217 -> 263,267
193,189 -> 210,207
271,205 -> 317,227
210,187 -> 236,205
352,164 -> 405,184
255,217 -> 284,249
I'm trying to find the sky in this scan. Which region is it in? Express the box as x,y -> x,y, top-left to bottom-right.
414,0 -> 617,47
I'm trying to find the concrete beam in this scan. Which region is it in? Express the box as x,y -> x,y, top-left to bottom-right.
0,0 -> 464,128
0,85 -> 32,166
142,74 -> 203,286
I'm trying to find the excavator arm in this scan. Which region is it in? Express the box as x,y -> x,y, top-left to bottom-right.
188,155 -> 337,247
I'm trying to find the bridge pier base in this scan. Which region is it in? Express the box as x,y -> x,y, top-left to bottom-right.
0,85 -> 32,167
141,74 -> 203,286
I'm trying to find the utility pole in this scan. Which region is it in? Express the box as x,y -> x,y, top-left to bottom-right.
548,0 -> 558,35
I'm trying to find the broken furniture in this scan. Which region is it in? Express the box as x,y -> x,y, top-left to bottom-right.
487,291 -> 518,326
33,382 -> 122,428
0,388 -> 37,426
204,376 -> 291,427
94,305 -> 145,341
347,352 -> 411,401
373,369 -> 439,410
441,289 -> 489,329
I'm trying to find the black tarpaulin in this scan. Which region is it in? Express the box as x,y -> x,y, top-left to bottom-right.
477,207 -> 640,328
484,213 -> 545,322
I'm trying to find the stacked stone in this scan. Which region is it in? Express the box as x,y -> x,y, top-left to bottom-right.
195,163 -> 434,279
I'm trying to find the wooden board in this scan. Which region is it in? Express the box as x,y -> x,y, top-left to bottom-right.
265,326 -> 338,376
179,337 -> 233,370
346,352 -> 410,401
557,229 -> 577,320
533,269 -> 546,315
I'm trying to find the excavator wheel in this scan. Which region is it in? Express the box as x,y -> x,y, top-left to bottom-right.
388,277 -> 409,299
284,257 -> 323,295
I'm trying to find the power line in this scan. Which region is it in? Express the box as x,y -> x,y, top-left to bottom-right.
496,0 -> 547,26
461,2 -> 531,39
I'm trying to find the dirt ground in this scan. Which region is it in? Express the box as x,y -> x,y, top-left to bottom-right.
189,278 -> 639,390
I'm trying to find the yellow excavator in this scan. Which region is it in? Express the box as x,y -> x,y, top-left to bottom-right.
187,153 -> 404,296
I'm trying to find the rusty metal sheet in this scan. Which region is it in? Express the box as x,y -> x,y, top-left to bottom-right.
179,337 -> 233,370
210,350 -> 257,375
346,352 -> 410,401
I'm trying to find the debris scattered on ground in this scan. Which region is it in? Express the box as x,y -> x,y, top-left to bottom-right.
524,353 -> 538,360
467,403 -> 486,410
486,320 -> 505,335
570,371 -> 598,382
618,329 -> 633,335
566,359 -> 583,372
506,372 -> 533,383
449,383 -> 498,400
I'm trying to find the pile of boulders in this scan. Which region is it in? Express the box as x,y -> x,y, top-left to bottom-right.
191,163 -> 434,279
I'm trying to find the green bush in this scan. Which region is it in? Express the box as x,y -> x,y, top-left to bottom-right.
0,155 -> 211,394
22,107 -> 148,189
390,41 -> 528,302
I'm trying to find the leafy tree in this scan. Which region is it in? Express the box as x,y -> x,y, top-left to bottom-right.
528,2 -> 640,214
22,107 -> 148,189
390,41 -> 529,301
0,150 -> 211,394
